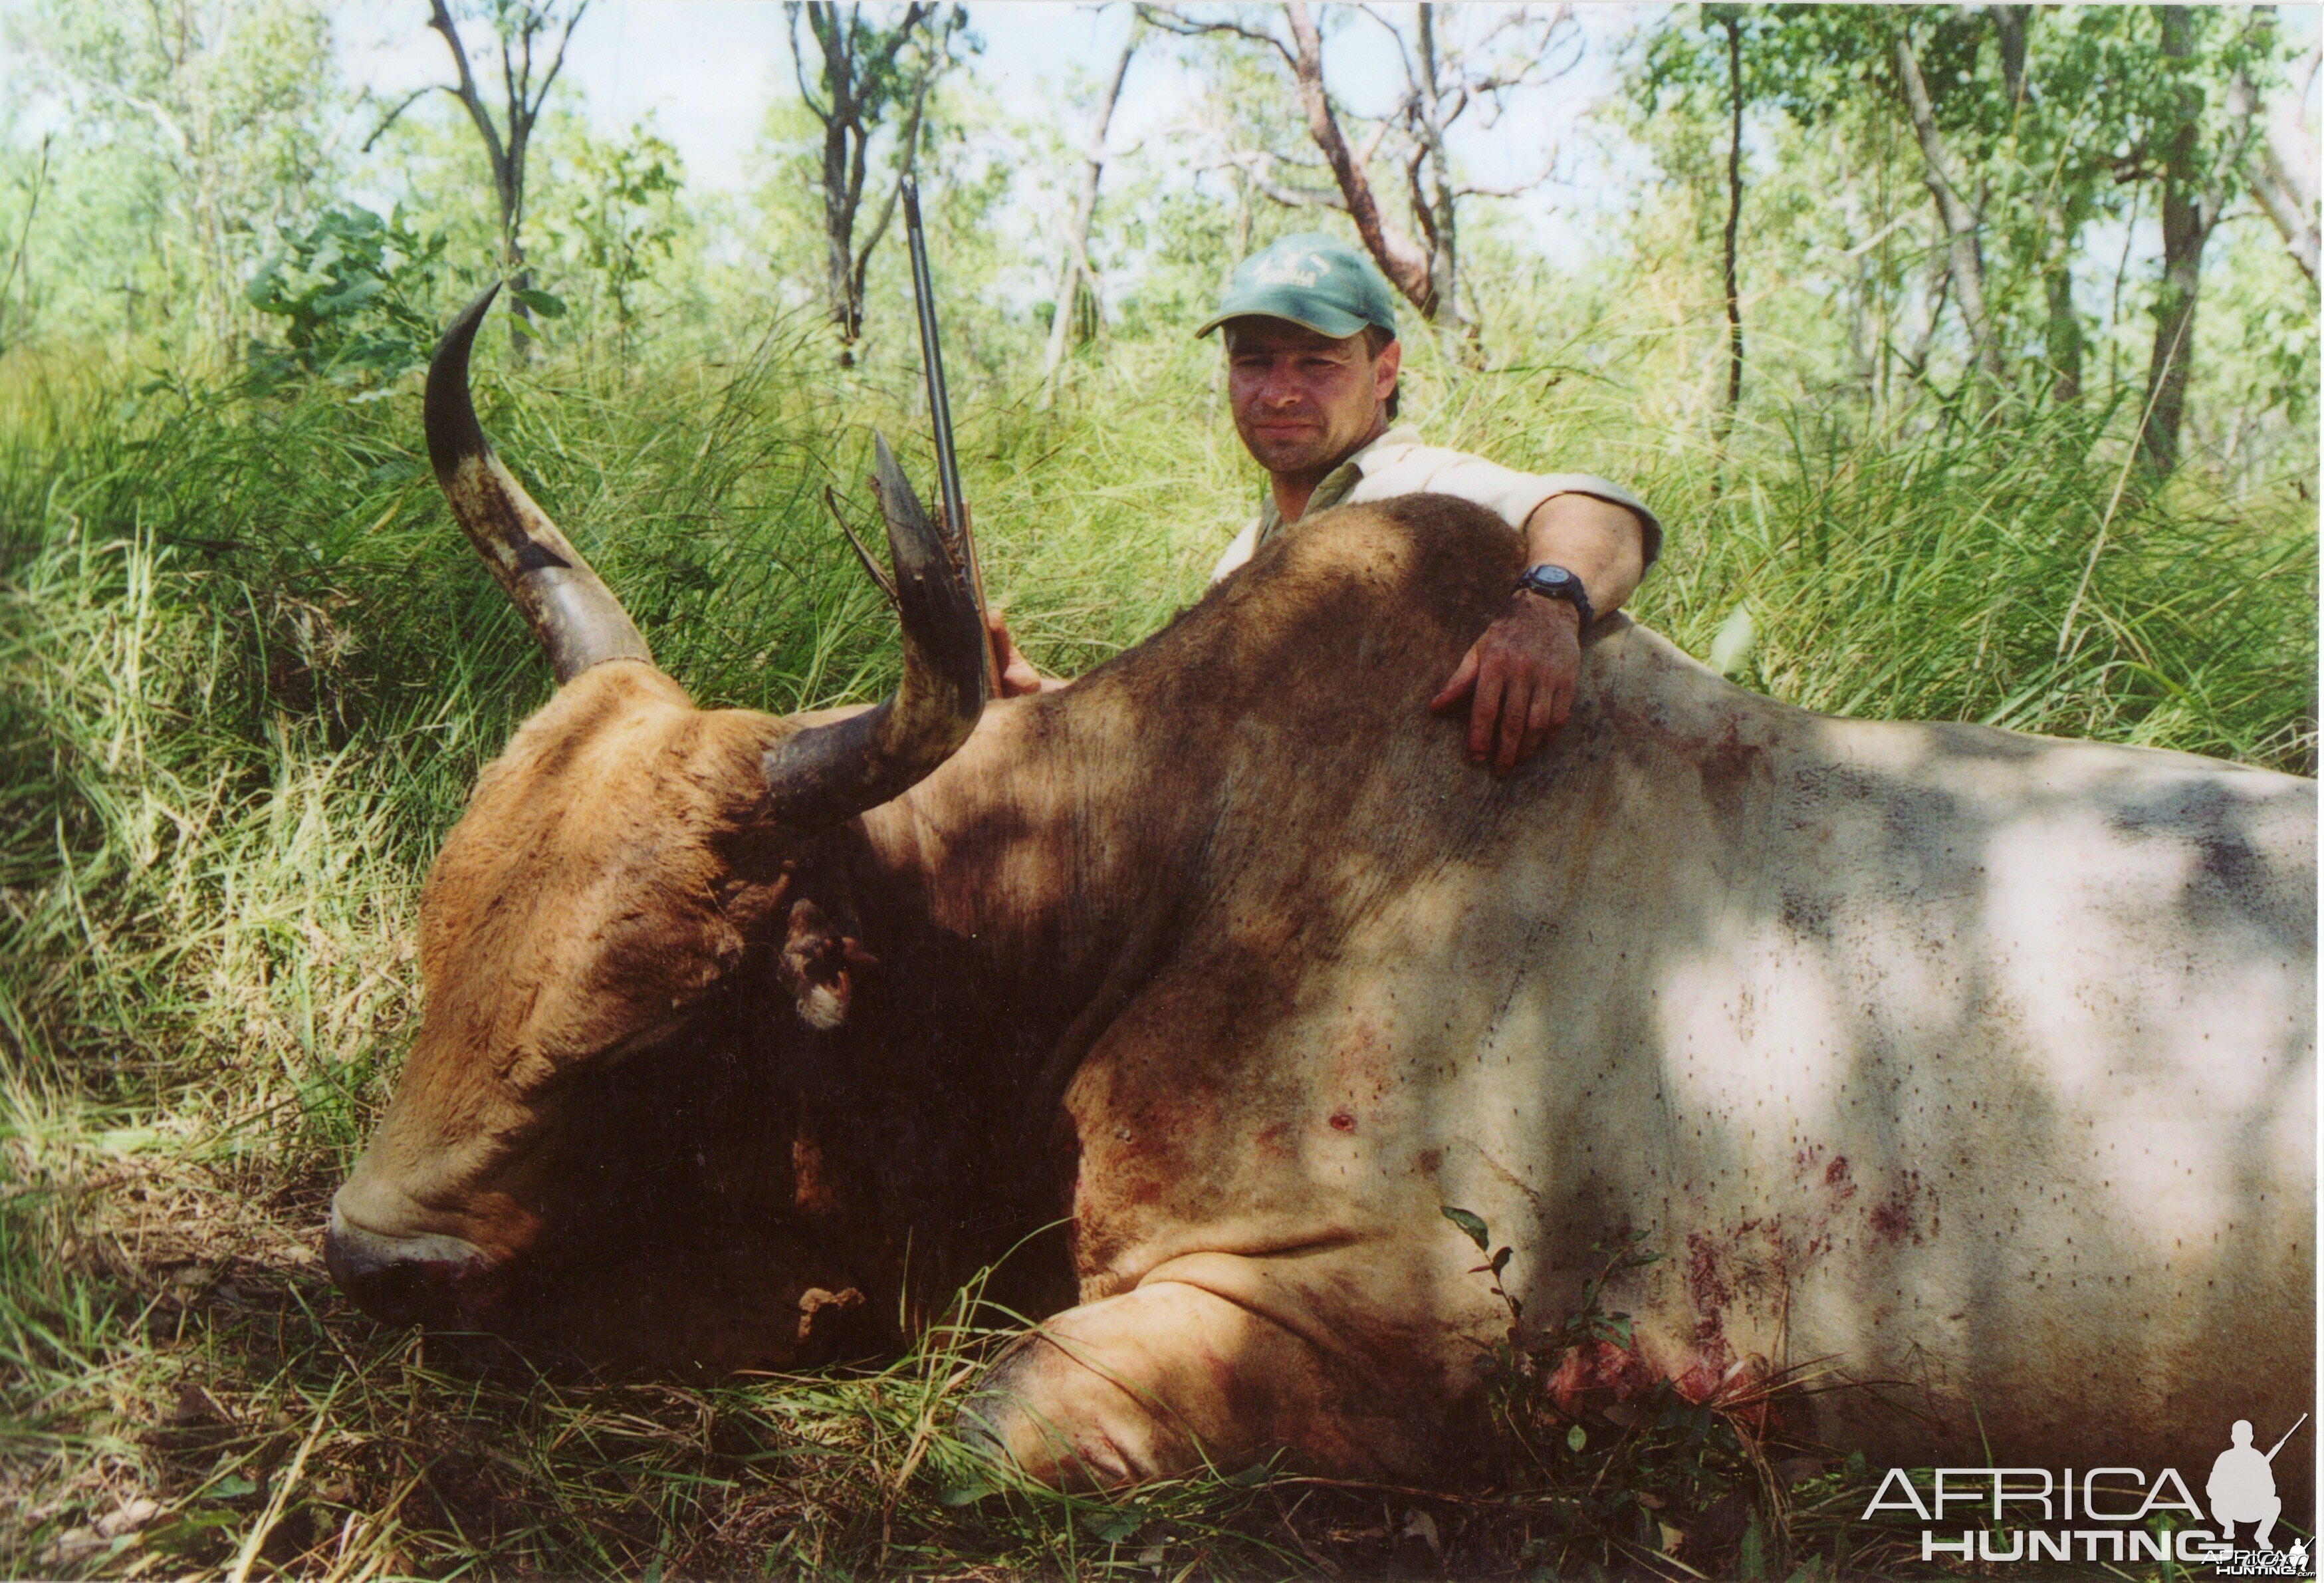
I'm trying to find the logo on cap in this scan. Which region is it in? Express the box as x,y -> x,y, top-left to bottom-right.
1250,252 -> 1327,289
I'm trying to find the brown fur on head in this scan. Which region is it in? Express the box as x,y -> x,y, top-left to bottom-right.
326,290 -> 989,1366
326,662 -> 887,1364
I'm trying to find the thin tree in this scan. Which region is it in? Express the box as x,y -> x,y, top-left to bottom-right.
1889,13 -> 2006,388
1038,17 -> 1141,409
786,1 -> 963,360
1146,1 -> 1570,339
2139,5 -> 2257,473
370,1 -> 590,360
2241,8 -> 2319,285
0,136 -> 52,354
1387,4 -> 1572,346
1988,4 -> 2086,402
1711,4 -> 1746,424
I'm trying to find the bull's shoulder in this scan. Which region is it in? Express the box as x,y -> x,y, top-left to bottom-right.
1156,495 -> 1526,695
1236,494 -> 1522,625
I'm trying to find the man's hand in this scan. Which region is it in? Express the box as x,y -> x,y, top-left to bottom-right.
1429,594 -> 1582,775
987,608 -> 1068,698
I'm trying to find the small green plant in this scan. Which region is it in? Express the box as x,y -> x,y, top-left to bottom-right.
243,206 -> 451,392
547,125 -> 685,353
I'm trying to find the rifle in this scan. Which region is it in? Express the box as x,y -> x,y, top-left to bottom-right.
899,176 -> 995,694
2266,1413 -> 2308,1461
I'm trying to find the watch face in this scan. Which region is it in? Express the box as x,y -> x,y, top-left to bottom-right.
1523,566 -> 1577,594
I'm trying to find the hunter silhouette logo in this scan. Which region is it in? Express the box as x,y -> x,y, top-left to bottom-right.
1862,1413 -> 2311,1570
2210,1415 -> 2304,1550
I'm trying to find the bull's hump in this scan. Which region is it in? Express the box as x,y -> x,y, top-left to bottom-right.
1264,494 -> 1525,633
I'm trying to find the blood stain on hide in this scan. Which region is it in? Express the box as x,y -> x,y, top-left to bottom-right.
1547,1338 -> 1657,1415
1685,1231 -> 1733,1311
1868,1171 -> 1924,1245
1698,719 -> 1767,818
1823,1154 -> 1857,1201
1328,1108 -> 1357,1133
1675,1331 -> 1736,1404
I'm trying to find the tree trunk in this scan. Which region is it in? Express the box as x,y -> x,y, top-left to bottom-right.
499,115 -> 535,356
2041,221 -> 2085,404
1282,2 -> 1434,315
1988,5 -> 2083,402
1720,9 -> 1745,424
425,0 -> 586,364
2140,5 -> 2251,472
1407,5 -> 1466,340
1892,21 -> 2007,387
2248,33 -> 2321,284
807,5 -> 866,347
794,2 -> 940,361
1038,27 -> 1137,408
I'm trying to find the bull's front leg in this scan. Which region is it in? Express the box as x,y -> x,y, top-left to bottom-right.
960,1251 -> 1476,1487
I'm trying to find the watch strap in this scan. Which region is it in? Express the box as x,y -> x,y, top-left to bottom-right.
1514,564 -> 1595,628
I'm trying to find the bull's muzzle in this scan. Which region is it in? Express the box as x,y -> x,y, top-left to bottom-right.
324,1200 -> 496,1328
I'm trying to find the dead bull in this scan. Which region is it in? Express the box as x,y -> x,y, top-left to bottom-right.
328,289 -> 2316,1500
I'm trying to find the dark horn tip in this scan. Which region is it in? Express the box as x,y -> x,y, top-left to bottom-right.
423,283 -> 505,483
868,433 -> 919,530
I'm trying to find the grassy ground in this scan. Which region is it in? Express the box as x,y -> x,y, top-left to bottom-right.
1,316 -> 2313,1580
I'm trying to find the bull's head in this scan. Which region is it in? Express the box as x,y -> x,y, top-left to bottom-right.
322,287 -> 989,1366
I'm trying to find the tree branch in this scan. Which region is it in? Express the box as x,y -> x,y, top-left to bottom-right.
1455,153 -> 1559,199
1135,3 -> 1294,68
788,3 -> 831,120
528,0 -> 590,123
360,84 -> 443,154
426,0 -> 510,189
1891,17 -> 2004,382
2248,39 -> 2322,281
1283,1 -> 1432,311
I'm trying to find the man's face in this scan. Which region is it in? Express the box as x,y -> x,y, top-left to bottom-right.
1224,317 -> 1399,479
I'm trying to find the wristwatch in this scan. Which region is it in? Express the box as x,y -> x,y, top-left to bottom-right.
1514,563 -> 1595,628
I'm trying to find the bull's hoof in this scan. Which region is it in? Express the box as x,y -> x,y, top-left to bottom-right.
955,1345 -> 1188,1489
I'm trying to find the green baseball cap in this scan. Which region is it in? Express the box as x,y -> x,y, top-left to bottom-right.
1195,231 -> 1401,342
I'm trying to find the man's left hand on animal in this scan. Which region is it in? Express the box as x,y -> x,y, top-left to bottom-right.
987,231 -> 1659,777
327,269 -> 2314,1503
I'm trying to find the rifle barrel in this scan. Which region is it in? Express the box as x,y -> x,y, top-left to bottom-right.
899,179 -> 988,663
2266,1413 -> 2308,1461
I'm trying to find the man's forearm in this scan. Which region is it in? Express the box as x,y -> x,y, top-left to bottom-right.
1520,493 -> 1650,620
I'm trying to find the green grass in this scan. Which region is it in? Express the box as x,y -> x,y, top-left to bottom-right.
0,318 -> 2313,1579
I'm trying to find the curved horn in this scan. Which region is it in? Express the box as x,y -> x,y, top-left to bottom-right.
760,434 -> 989,828
425,285 -> 653,681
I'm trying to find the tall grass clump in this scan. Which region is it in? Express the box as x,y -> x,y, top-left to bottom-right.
0,312 -> 2313,1580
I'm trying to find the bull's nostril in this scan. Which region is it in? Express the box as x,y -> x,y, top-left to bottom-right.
324,1205 -> 491,1326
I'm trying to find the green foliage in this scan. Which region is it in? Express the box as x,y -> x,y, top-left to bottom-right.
541,124 -> 683,342
243,207 -> 449,390
8,0 -> 341,349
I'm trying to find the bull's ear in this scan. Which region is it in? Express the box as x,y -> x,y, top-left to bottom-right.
776,898 -> 878,1031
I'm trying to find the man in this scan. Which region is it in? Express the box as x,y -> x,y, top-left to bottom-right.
992,231 -> 1658,775
2208,1418 -> 2285,1550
